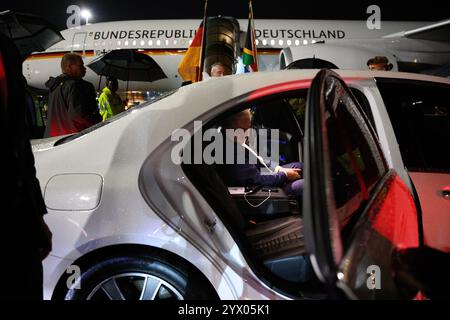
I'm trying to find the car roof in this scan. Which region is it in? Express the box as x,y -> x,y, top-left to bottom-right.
132,69 -> 450,141
178,69 -> 450,102
153,69 -> 450,114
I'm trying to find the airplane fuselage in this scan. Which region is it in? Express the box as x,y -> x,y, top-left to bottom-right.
24,19 -> 431,92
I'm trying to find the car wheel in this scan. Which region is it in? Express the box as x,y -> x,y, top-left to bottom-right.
62,254 -> 213,300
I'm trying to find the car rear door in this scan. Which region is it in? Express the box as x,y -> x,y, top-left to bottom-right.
375,78 -> 450,252
303,69 -> 421,299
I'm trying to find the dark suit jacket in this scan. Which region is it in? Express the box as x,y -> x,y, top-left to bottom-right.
216,137 -> 287,187
44,74 -> 101,137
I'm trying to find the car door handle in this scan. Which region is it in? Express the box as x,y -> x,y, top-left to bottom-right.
441,186 -> 450,199
205,218 -> 216,233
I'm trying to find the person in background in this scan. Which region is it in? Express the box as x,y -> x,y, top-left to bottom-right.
44,53 -> 101,137
98,77 -> 125,121
23,77 -> 46,138
210,62 -> 227,77
0,32 -> 52,300
367,56 -> 394,71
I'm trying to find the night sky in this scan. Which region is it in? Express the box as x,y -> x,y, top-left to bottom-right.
1,0 -> 449,31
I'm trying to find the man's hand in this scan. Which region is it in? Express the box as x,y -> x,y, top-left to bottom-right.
281,168 -> 302,181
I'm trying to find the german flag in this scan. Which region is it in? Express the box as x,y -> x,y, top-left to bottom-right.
178,21 -> 204,83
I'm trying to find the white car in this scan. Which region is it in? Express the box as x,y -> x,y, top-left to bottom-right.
33,69 -> 450,300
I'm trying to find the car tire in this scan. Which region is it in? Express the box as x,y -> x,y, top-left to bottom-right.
61,253 -> 215,300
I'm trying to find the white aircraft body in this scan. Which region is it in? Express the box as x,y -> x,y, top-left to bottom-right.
23,19 -> 450,93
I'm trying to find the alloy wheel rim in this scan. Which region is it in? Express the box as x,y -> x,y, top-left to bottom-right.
86,272 -> 184,300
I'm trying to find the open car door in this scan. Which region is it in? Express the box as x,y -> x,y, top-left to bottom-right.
303,69 -> 421,299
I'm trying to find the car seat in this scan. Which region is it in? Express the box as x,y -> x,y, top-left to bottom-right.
182,163 -> 311,282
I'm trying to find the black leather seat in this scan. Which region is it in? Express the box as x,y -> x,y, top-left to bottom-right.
182,163 -> 309,282
246,215 -> 309,283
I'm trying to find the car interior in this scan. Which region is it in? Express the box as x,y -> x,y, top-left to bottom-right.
176,69 -> 439,299
182,90 -> 326,297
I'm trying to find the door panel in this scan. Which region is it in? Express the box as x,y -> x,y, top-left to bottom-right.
337,173 -> 419,299
410,172 -> 450,252
304,69 -> 420,299
375,79 -> 450,252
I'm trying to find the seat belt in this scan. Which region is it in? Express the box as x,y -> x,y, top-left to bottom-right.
241,142 -> 274,173
240,143 -> 273,207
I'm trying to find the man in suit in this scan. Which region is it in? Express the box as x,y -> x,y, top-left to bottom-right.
217,109 -> 304,197
0,32 -> 52,300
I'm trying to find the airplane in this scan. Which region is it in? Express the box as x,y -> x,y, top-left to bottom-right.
23,18 -> 450,94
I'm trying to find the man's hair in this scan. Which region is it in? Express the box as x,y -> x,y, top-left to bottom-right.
367,55 -> 393,70
367,56 -> 389,66
223,109 -> 252,129
61,53 -> 82,72
211,61 -> 225,70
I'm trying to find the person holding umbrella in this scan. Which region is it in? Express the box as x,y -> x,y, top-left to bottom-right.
98,77 -> 125,121
44,53 -> 101,137
87,49 -> 167,105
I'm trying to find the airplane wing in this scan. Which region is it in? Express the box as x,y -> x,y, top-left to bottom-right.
383,18 -> 450,42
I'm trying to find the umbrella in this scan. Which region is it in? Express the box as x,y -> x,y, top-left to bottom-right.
286,57 -> 338,70
87,49 -> 167,91
87,49 -> 167,104
0,10 -> 64,59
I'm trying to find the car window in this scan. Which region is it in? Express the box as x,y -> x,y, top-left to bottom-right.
323,77 -> 388,228
286,93 -> 308,133
375,78 -> 450,173
54,90 -> 175,146
250,92 -> 306,164
350,87 -> 376,131
287,88 -> 374,136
